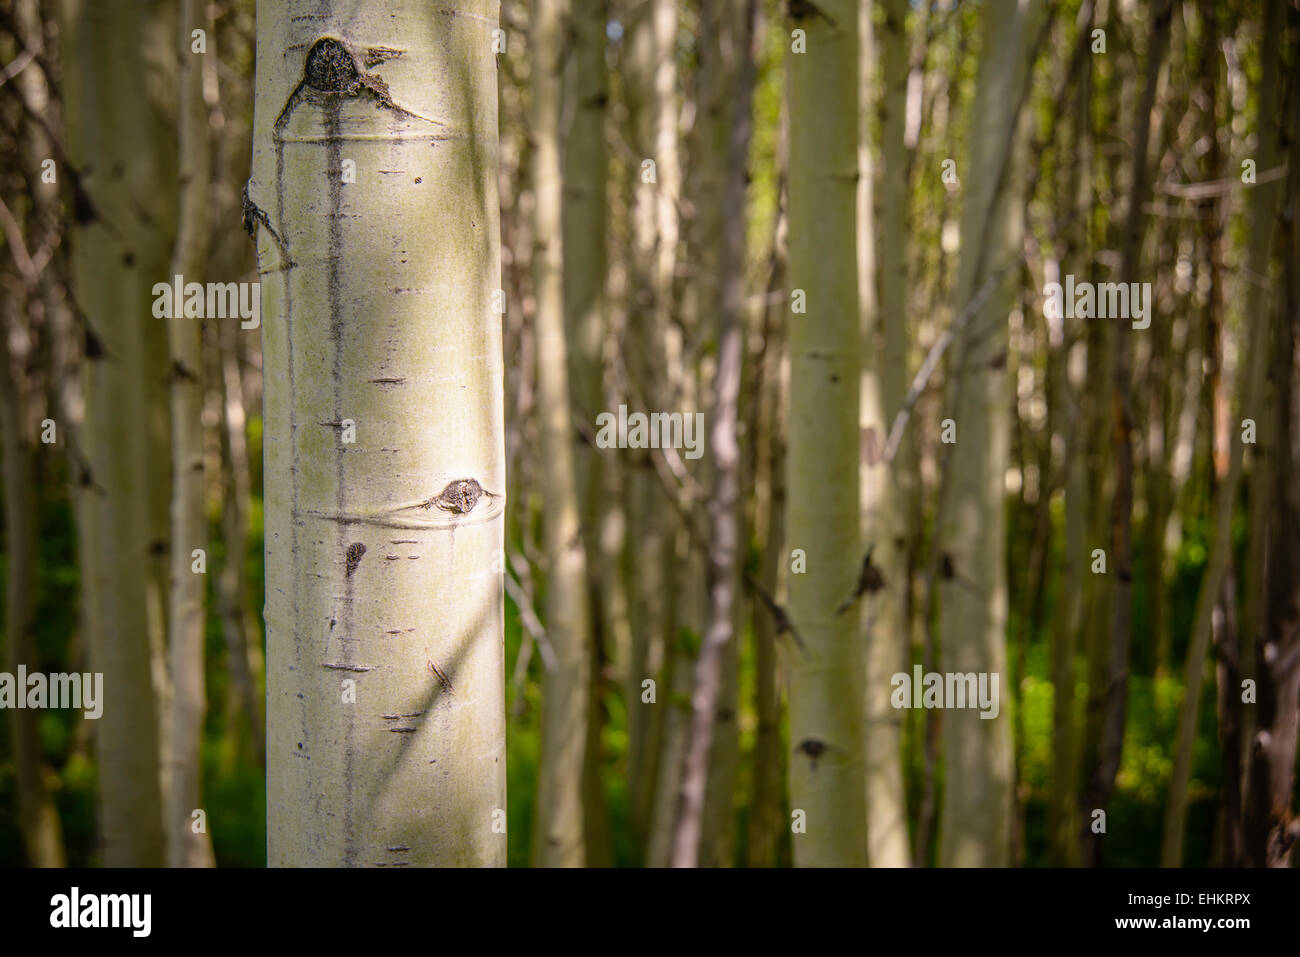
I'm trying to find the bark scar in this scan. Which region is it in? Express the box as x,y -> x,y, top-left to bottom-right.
273,36 -> 445,139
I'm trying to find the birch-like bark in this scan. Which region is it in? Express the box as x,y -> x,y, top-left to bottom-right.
624,0 -> 679,850
531,0 -> 592,867
63,0 -> 173,867
785,0 -> 866,867
670,0 -> 758,868
252,0 -> 507,866
165,0 -> 215,868
863,0 -> 911,868
935,0 -> 1038,868
563,0 -> 613,867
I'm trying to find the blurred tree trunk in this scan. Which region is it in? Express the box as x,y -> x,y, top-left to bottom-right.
564,0 -> 613,869
0,301 -> 65,867
62,0 -> 174,867
1161,0 -> 1274,867
785,0 -> 866,867
670,0 -> 758,869
1241,0 -> 1296,869
621,0 -> 676,847
532,0 -> 592,867
1244,48 -> 1299,863
863,0 -> 911,868
745,189 -> 788,867
216,318 -> 265,768
3,0 -> 66,869
1047,30 -> 1092,866
254,1 -> 507,866
165,0 -> 214,868
936,0 -> 1043,868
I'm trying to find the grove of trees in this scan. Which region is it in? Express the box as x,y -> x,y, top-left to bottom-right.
0,0 -> 1297,869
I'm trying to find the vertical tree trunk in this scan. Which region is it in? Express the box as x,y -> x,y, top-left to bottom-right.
1160,0 -> 1273,867
1243,62 -> 1299,862
863,0 -> 911,868
63,0 -> 173,867
670,0 -> 759,869
620,0 -> 676,846
532,0 -> 592,867
1047,29 -> 1092,866
936,0 -> 1040,868
253,1 -> 507,866
785,0 -> 866,867
166,0 -> 215,868
1239,0 -> 1296,869
563,0 -> 613,870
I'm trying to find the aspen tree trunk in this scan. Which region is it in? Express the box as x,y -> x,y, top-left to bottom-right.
1048,48 -> 1092,867
563,0 -> 613,868
531,0 -> 592,867
63,0 -> 173,867
935,0 -> 1036,868
863,0 -> 911,868
165,0 -> 214,868
745,166 -> 789,868
785,0 -> 866,867
1164,0 -> 1284,866
217,319 -> 265,767
252,0 -> 507,866
669,0 -> 758,868
624,0 -> 679,849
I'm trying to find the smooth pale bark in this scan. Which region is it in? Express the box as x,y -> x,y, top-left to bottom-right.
563,0 -> 613,869
935,0 -> 1036,868
165,0 -> 215,868
785,0 -> 866,867
253,1 -> 506,866
1164,0 -> 1283,866
531,0 -> 592,867
62,0 -> 173,867
862,0 -> 910,868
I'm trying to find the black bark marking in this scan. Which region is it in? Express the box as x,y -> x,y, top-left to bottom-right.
345,541 -> 366,577
304,38 -> 360,92
837,545 -> 886,615
796,738 -> 834,771
428,660 -> 455,695
364,46 -> 404,67
321,662 -> 372,672
788,1 -> 836,26
425,478 -> 484,515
